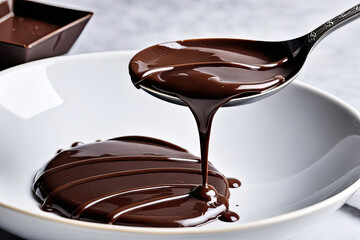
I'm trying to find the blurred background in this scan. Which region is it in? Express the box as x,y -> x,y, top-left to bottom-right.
1,0 -> 360,239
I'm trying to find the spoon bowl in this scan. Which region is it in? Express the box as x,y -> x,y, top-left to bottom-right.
131,3 -> 360,107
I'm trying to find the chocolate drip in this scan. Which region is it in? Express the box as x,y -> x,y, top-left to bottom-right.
219,211 -> 240,222
129,38 -> 290,206
32,38 -> 297,227
33,136 -> 237,227
227,178 -> 242,188
71,141 -> 84,147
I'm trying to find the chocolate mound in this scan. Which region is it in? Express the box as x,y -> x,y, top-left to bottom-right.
33,136 -> 238,227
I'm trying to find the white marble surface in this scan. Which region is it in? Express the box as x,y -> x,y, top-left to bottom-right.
1,0 -> 360,239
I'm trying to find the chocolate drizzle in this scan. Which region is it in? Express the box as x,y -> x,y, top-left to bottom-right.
33,136 -> 236,227
129,38 -> 290,203
34,38 -> 295,227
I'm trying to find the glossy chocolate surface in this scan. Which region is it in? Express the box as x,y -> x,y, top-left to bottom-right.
33,136 -> 236,227
128,38 -> 296,226
0,15 -> 60,45
34,38 -> 296,228
129,39 -> 290,101
129,38 -> 289,205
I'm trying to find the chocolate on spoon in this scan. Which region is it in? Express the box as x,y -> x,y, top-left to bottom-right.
129,3 -> 360,107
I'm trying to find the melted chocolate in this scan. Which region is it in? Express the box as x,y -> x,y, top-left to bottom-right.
129,38 -> 290,197
227,178 -> 242,188
0,15 -> 60,45
127,38 -> 297,225
33,38 -> 296,227
218,211 -> 240,222
33,136 -> 237,227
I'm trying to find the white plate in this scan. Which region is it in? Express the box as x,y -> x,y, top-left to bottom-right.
0,51 -> 359,240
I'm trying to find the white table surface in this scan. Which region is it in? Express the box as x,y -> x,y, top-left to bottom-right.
1,0 -> 360,239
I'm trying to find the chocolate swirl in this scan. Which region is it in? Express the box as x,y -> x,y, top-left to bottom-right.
33,136 -> 239,227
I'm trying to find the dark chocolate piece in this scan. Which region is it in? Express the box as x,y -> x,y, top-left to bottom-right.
33,136 -> 237,227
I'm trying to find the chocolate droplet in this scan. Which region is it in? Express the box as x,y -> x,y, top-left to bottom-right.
219,211 -> 240,222
227,178 -> 241,188
71,142 -> 84,147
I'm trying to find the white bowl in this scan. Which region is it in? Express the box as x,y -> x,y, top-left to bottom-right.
0,51 -> 359,240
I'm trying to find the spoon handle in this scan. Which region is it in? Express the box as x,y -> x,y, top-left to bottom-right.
307,3 -> 360,45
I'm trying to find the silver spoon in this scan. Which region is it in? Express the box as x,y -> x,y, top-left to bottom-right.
138,3 -> 360,107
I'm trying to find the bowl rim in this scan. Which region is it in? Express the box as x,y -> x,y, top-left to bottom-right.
0,50 -> 359,235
